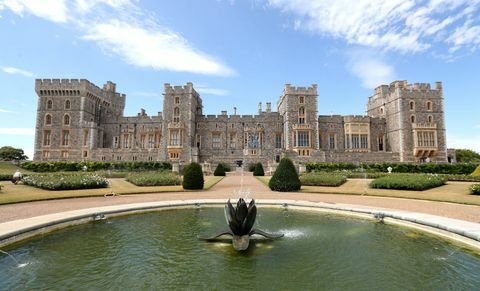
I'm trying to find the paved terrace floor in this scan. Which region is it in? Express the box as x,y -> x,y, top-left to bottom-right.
1,175 -> 480,223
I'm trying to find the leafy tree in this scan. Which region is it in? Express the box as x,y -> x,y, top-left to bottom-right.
253,162 -> 264,176
182,162 -> 204,190
455,149 -> 480,163
269,158 -> 300,192
0,146 -> 28,161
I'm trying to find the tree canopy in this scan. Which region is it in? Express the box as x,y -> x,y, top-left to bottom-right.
455,149 -> 480,163
0,146 -> 28,161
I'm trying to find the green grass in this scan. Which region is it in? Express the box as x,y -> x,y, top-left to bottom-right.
300,172 -> 347,187
126,172 -> 181,186
0,161 -> 33,180
472,165 -> 480,177
369,174 -> 446,191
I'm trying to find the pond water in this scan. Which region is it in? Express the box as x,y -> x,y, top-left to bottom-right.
1,207 -> 479,289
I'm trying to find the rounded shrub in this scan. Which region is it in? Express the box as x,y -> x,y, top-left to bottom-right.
214,163 -> 227,176
253,162 -> 264,176
248,163 -> 257,172
269,158 -> 300,192
182,162 -> 204,190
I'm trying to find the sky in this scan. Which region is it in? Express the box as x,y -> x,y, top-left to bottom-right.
0,0 -> 479,159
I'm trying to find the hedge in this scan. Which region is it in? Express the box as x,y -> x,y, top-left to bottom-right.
470,184 -> 480,195
369,174 -> 446,191
214,163 -> 230,176
20,161 -> 171,172
300,172 -> 347,187
269,158 -> 300,192
22,173 -> 108,190
333,171 -> 480,182
126,172 -> 181,186
253,163 -> 265,176
306,162 -> 477,175
182,162 -> 204,190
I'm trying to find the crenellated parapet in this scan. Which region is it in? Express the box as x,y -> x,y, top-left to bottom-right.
283,83 -> 318,95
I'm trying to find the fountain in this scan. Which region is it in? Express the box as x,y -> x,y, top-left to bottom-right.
199,198 -> 283,251
0,249 -> 27,268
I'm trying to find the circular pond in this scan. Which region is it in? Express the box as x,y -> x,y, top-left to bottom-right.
1,207 -> 480,289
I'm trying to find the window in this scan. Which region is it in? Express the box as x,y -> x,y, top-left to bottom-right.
298,107 -> 305,124
65,100 -> 71,109
113,136 -> 119,148
43,130 -> 51,146
61,151 -> 69,159
299,96 -> 305,104
416,131 -> 436,147
140,135 -> 146,149
427,101 -> 432,111
428,115 -> 433,123
83,129 -> 89,146
173,107 -> 180,123
360,135 -> 368,149
297,131 -> 310,147
123,134 -> 130,148
83,151 -> 88,158
45,114 -> 52,125
62,130 -> 70,146
378,135 -> 384,151
148,134 -> 155,148
64,114 -> 70,125
229,133 -> 236,149
212,134 -> 221,149
169,130 -> 180,146
196,134 -> 201,148
42,151 -> 50,158
411,115 -> 415,123
47,99 -> 53,109
174,96 -> 180,104
379,107 -> 384,114
275,133 -> 282,149
328,133 -> 336,150
409,101 -> 415,111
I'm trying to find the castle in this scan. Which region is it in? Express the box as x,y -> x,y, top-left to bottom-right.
33,79 -> 454,167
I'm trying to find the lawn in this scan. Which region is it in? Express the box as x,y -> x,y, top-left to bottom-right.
0,176 -> 223,205
256,176 -> 480,205
0,161 -> 34,180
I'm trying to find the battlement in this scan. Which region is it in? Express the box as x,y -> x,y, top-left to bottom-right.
163,82 -> 197,95
370,80 -> 443,101
283,83 -> 318,95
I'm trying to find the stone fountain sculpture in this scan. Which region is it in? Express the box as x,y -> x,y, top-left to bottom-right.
199,198 -> 283,251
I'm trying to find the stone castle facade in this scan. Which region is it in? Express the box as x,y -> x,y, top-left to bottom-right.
33,79 -> 452,167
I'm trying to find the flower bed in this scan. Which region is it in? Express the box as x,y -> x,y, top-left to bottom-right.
471,184 -> 480,195
22,173 -> 109,190
126,172 -> 181,186
300,172 -> 347,187
369,174 -> 446,191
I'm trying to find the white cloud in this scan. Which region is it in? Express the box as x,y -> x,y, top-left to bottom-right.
346,51 -> 395,89
2,0 -> 68,23
267,0 -> 480,54
83,20 -> 235,76
447,134 -> 480,152
196,86 -> 230,96
0,108 -> 15,113
1,66 -> 35,77
0,128 -> 35,135
1,0 -> 236,76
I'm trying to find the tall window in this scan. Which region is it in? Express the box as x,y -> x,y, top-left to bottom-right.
298,107 -> 305,124
427,101 -> 432,111
148,134 -> 155,148
411,115 -> 415,123
45,114 -> 52,125
47,99 -> 53,109
416,131 -> 436,147
83,129 -> 89,146
64,114 -> 70,125
173,107 -> 180,123
428,115 -> 433,123
229,133 -> 236,149
62,130 -> 70,146
65,100 -> 71,109
123,134 -> 130,148
140,135 -> 146,149
299,96 -> 305,104
212,134 -> 221,149
378,135 -> 384,151
409,101 -> 415,111
275,133 -> 282,149
169,130 -> 180,146
174,96 -> 180,104
328,133 -> 336,150
113,136 -> 119,148
43,130 -> 51,146
297,131 -> 310,147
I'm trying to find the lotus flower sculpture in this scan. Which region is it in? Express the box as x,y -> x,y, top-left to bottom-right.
199,198 -> 283,251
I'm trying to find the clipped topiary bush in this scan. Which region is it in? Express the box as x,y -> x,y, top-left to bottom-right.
269,158 -> 300,192
472,165 -> 480,177
253,162 -> 265,176
470,184 -> 480,195
214,163 -> 230,176
369,174 -> 446,191
182,162 -> 204,190
300,172 -> 347,187
248,163 -> 257,172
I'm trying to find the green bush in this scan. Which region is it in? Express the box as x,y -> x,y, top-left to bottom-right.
96,171 -> 130,178
22,173 -> 108,190
300,172 -> 347,187
269,158 -> 300,192
0,173 -> 12,181
472,165 -> 480,177
126,172 -> 181,186
369,174 -> 446,191
253,162 -> 265,176
182,162 -> 204,190
248,163 -> 257,172
20,161 -> 172,172
470,184 -> 480,195
305,162 -> 477,175
214,163 -> 230,176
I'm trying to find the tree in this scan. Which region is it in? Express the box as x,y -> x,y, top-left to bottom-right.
269,158 -> 300,192
0,146 -> 28,161
182,162 -> 204,190
455,149 -> 480,163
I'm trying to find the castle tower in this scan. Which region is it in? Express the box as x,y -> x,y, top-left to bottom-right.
366,81 -> 447,162
277,84 -> 319,157
162,82 -> 202,163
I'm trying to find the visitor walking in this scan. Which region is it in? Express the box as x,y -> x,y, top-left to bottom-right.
12,170 -> 23,184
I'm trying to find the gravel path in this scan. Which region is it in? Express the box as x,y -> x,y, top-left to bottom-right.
1,175 -> 480,223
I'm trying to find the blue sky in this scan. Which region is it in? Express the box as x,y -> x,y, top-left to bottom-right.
1,0 -> 479,159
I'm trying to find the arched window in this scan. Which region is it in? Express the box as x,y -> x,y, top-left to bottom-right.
173,107 -> 180,123
298,106 -> 306,124
65,100 -> 71,109
410,115 -> 415,123
409,101 -> 415,111
45,114 -> 52,125
47,100 -> 53,109
64,114 -> 70,125
379,107 -> 384,114
427,101 -> 432,111
428,115 -> 433,123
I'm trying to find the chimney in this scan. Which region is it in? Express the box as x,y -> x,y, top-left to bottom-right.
233,107 -> 237,115
258,102 -> 262,114
221,110 -> 227,116
435,81 -> 442,90
266,102 -> 271,113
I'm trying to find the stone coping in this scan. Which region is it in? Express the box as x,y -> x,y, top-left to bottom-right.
1,199 -> 480,251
